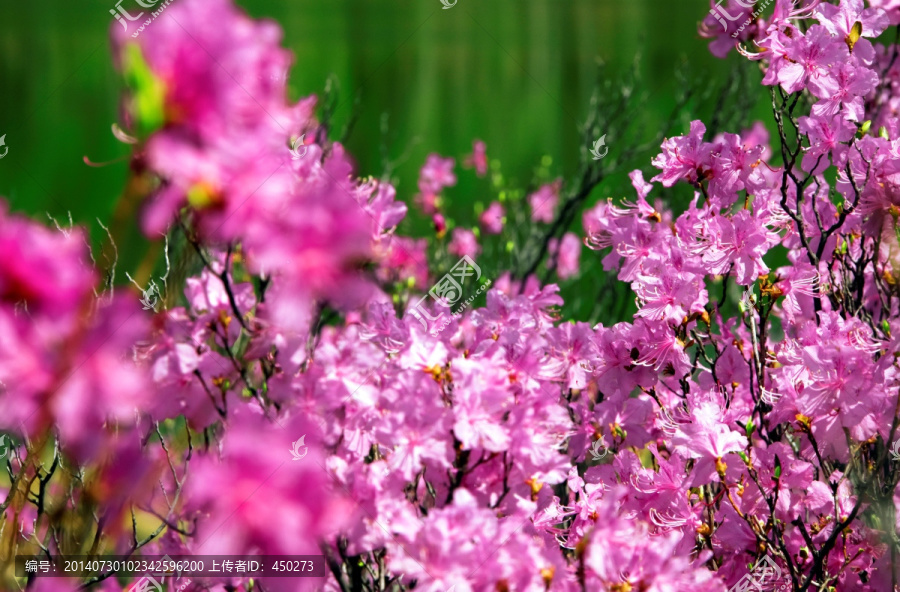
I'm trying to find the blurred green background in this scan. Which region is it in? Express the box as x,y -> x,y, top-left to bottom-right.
0,0 -> 761,219
0,0 -> 770,319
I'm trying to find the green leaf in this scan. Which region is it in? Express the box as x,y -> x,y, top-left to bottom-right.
122,44 -> 165,137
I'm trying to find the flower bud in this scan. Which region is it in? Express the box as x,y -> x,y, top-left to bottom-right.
716,457 -> 728,479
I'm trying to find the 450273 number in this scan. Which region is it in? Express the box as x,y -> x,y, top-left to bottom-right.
270,560 -> 315,572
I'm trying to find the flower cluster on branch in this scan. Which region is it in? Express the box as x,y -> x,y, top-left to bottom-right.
3,0 -> 900,591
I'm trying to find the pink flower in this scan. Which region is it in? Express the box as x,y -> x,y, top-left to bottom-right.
635,269 -> 707,324
550,232 -> 582,280
416,191 -> 441,216
628,169 -> 654,200
448,228 -> 481,259
186,409 -> 351,564
465,139 -> 489,176
776,25 -> 848,94
698,0 -> 756,58
740,121 -> 772,161
479,201 -> 505,234
113,1 -> 393,334
49,298 -> 152,462
112,0 -> 310,238
814,0 -> 889,65
387,488 -> 564,591
376,236 -> 429,289
670,399 -> 747,483
0,204 -> 95,318
810,62 -> 878,122
433,212 -> 447,235
702,210 -> 779,285
797,112 -> 856,174
0,208 -> 153,463
633,319 -> 692,376
651,120 -> 712,187
451,357 -> 512,452
356,180 -> 408,237
868,0 -> 900,24
708,132 -> 766,203
418,153 -> 457,196
583,488 -> 725,591
528,181 -> 562,223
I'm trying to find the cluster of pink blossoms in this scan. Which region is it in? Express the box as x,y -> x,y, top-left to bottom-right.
5,0 -> 900,590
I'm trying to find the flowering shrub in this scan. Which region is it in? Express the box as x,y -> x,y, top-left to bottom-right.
4,0 -> 900,590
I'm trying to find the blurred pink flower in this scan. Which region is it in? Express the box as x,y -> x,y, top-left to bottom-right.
528,181 -> 561,223
479,201 -> 505,234
549,232 -> 581,279
465,139 -> 489,176
376,236 -> 429,289
418,153 -> 457,196
433,212 -> 447,235
0,204 -> 95,318
448,228 -> 480,259
186,408 -> 352,589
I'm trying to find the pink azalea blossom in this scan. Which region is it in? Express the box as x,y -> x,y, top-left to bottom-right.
418,153 -> 457,196
465,139 -> 489,176
448,228 -> 481,259
529,181 -> 562,223
479,201 -> 505,234
549,232 -> 582,280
